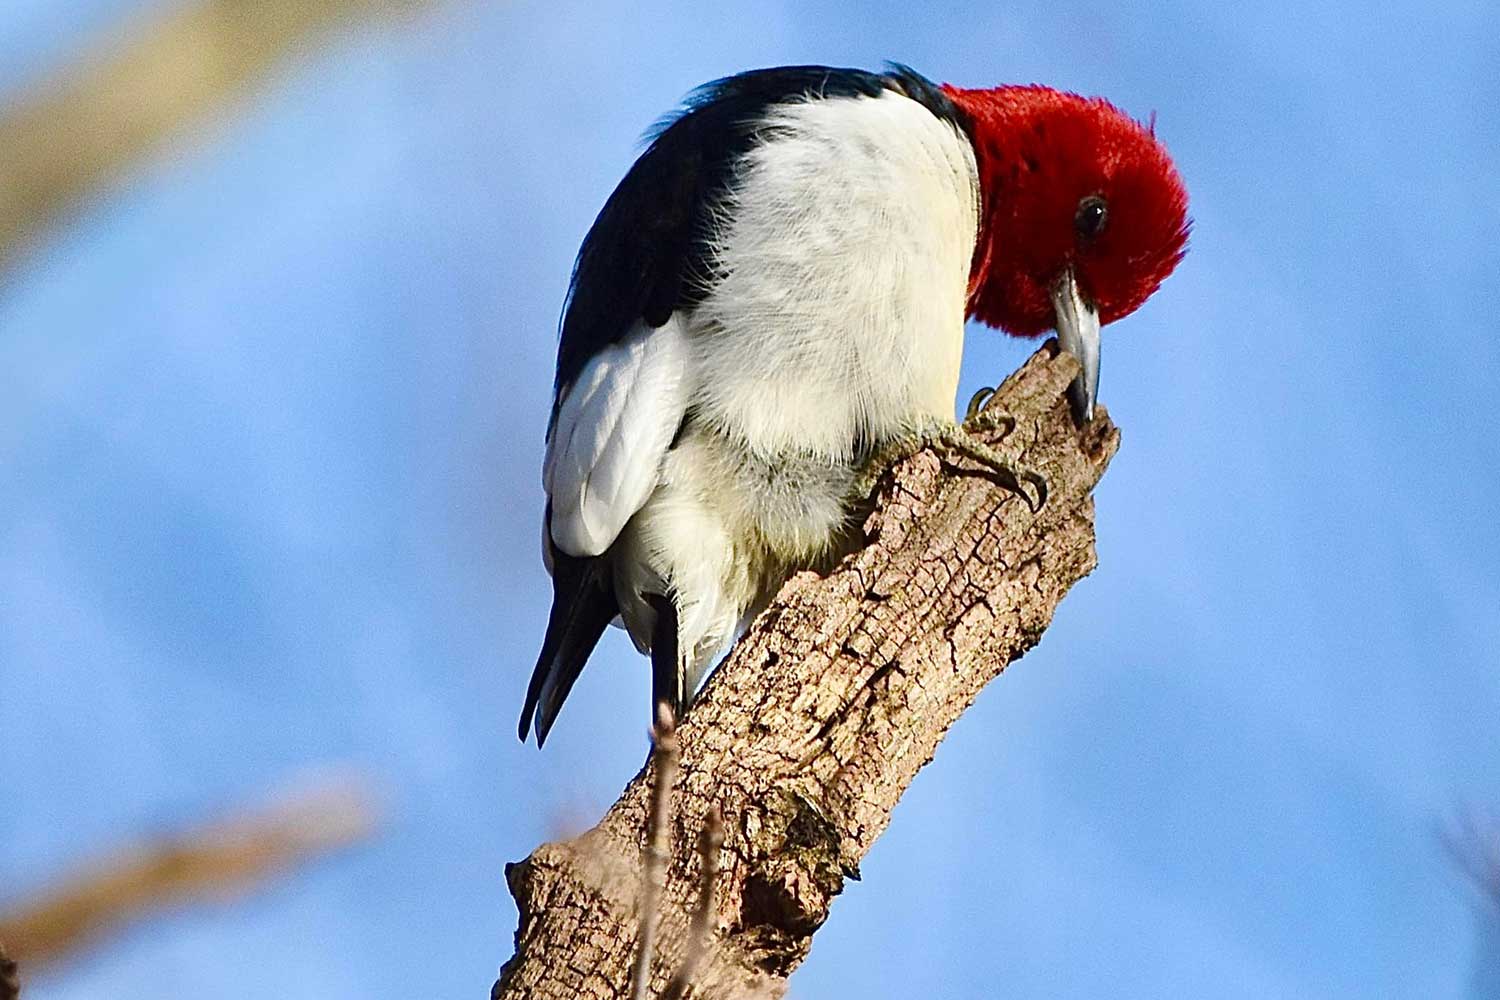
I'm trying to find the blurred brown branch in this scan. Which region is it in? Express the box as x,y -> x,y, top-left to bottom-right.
0,939 -> 18,1000
0,771 -> 378,974
0,0 -> 428,272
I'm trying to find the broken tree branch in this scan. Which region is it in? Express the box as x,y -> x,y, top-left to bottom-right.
494,341 -> 1119,999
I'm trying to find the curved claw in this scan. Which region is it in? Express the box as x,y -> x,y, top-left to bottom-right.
977,463 -> 1047,513
1021,470 -> 1048,512
965,386 -> 997,422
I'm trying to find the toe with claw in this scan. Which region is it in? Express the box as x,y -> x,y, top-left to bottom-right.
930,422 -> 1047,512
852,415 -> 1048,513
967,405 -> 1016,442
965,386 -> 997,422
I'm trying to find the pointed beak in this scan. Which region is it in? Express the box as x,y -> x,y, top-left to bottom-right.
1050,268 -> 1101,423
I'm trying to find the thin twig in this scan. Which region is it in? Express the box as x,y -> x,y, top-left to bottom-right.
661,806 -> 725,1000
630,704 -> 680,1000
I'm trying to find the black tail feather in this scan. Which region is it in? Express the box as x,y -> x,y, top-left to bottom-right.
520,549 -> 618,746
647,592 -> 682,721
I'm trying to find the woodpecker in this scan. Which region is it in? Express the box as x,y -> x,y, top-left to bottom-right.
520,65 -> 1189,745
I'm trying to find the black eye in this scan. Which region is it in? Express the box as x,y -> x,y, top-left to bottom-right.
1075,195 -> 1108,240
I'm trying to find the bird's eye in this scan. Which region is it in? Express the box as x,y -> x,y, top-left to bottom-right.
1074,195 -> 1108,240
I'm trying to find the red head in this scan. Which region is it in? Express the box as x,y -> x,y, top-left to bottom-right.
942,84 -> 1188,420
944,84 -> 1190,335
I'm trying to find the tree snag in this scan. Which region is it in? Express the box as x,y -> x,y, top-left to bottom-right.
495,341 -> 1119,999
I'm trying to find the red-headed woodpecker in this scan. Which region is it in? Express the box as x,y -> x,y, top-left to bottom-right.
521,65 -> 1189,746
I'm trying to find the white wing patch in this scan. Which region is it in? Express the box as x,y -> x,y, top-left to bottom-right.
544,317 -> 691,558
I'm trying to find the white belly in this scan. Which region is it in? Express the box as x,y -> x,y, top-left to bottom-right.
688,89 -> 979,460
616,88 -> 980,685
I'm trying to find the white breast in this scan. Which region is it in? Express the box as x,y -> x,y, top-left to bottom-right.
688,89 -> 980,460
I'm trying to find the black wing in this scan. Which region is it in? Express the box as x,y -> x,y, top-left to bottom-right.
521,64 -> 961,745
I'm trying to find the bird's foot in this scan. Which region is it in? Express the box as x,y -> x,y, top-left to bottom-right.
852,409 -> 1047,512
928,417 -> 1048,511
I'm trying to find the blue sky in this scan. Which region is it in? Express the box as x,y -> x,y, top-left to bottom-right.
2,1 -> 1497,997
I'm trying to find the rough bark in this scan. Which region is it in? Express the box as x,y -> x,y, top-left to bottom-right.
495,341 -> 1120,999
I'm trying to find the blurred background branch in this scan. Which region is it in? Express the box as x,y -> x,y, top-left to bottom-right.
0,0 -> 426,273
0,939 -> 18,1000
1443,806 -> 1500,910
0,770 -> 378,977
